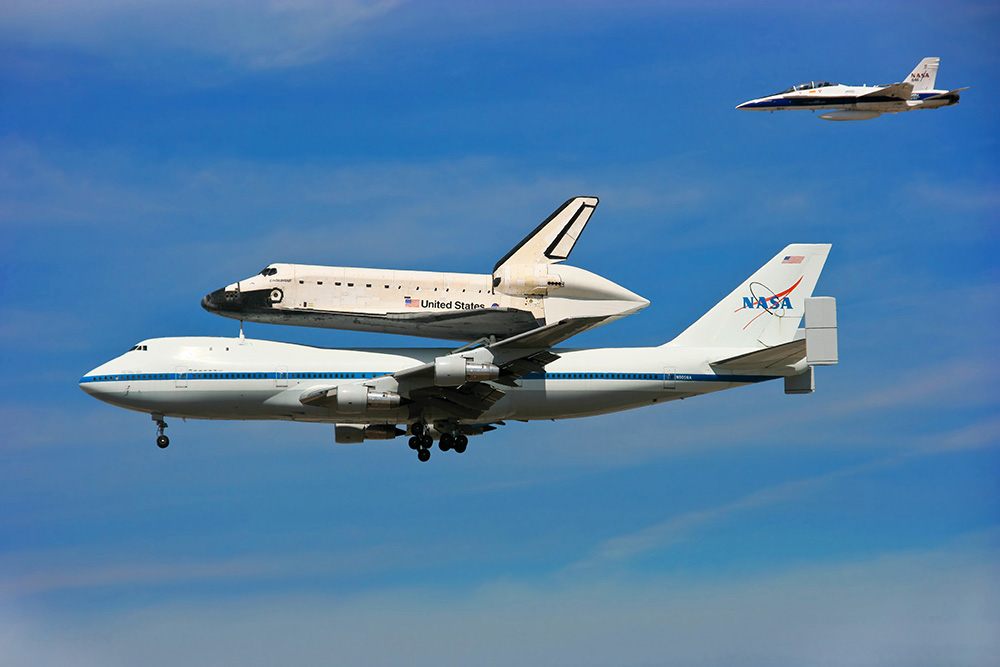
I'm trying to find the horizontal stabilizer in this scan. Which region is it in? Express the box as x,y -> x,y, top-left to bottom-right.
494,197 -> 598,273
711,339 -> 805,371
923,86 -> 969,100
861,82 -> 913,100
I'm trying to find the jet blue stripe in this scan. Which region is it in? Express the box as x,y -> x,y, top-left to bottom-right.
80,371 -> 774,384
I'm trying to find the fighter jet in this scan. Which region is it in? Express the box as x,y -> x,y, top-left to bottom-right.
736,57 -> 967,121
202,197 -> 649,342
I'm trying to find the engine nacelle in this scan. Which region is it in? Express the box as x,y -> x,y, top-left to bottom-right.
434,356 -> 500,386
493,264 -> 563,296
334,423 -> 405,443
335,384 -> 401,413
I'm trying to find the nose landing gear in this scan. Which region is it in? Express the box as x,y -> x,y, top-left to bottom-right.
152,414 -> 169,448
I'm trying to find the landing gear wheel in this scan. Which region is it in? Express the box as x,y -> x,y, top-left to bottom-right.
439,433 -> 455,452
454,434 -> 468,454
417,448 -> 431,462
411,422 -> 425,437
408,436 -> 421,450
419,434 -> 433,449
153,415 -> 169,449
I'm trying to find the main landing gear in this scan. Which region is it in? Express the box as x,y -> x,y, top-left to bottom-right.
407,422 -> 469,462
153,414 -> 169,449
408,421 -> 433,462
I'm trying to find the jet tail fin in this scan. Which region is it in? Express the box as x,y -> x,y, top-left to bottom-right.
493,196 -> 598,273
906,57 -> 940,91
665,244 -> 832,349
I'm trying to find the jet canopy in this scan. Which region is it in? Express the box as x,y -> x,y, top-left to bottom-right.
777,81 -> 835,94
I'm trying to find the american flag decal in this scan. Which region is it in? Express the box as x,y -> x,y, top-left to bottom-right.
404,298 -> 419,308
782,255 -> 804,264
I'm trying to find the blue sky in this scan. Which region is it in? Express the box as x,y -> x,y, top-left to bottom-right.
1,1 -> 998,664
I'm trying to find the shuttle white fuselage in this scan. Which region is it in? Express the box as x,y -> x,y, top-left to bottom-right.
203,262 -> 647,340
201,197 -> 648,341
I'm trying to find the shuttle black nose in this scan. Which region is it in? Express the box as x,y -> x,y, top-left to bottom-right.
202,287 -> 240,313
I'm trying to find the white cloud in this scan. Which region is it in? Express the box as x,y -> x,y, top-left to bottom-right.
2,537 -> 997,666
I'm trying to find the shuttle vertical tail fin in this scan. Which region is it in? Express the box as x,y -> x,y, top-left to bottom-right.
907,57 -> 940,92
493,197 -> 598,273
665,244 -> 832,349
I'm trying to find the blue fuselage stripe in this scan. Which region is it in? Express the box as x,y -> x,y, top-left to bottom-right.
80,371 -> 774,385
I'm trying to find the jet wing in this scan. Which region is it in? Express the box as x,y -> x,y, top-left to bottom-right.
710,338 -> 805,371
860,82 -> 913,100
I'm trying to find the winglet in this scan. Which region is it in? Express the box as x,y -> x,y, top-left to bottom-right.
493,197 -> 599,273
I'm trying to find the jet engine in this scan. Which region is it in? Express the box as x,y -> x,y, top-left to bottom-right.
434,356 -> 500,386
310,384 -> 401,413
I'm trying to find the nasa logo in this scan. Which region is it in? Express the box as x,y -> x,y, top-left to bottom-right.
742,296 -> 793,310
734,277 -> 803,329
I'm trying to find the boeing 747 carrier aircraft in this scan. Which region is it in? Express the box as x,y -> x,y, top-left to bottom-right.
737,57 -> 967,121
202,197 -> 648,342
81,244 -> 838,462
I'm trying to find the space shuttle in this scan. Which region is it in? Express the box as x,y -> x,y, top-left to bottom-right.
202,197 -> 649,342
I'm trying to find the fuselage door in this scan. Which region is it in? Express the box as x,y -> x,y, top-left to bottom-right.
663,366 -> 676,390
276,365 -> 288,388
175,366 -> 188,388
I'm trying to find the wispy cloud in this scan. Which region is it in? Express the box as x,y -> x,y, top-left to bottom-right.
0,0 -> 407,70
2,535 -> 997,666
567,416 -> 1000,571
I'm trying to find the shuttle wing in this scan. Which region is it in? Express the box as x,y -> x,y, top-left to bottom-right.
493,196 -> 598,273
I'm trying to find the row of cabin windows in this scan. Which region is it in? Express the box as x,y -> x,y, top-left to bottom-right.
297,280 -> 484,293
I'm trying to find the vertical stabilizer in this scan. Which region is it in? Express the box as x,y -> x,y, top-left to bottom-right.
494,197 -> 598,273
907,57 -> 939,92
666,244 -> 831,348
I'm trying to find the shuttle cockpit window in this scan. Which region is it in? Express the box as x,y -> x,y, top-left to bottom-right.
259,267 -> 279,277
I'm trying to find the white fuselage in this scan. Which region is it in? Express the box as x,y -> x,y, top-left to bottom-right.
80,336 -> 775,427
737,83 -> 960,115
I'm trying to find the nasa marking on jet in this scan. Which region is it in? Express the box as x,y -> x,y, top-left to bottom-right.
81,244 -> 838,463
202,197 -> 648,342
736,57 -> 967,121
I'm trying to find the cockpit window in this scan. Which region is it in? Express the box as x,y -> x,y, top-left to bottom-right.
259,267 -> 278,277
779,81 -> 835,94
128,345 -> 149,352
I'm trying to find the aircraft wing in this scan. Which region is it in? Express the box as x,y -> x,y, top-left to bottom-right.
710,338 -> 805,371
861,82 -> 913,100
299,318 -> 603,421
